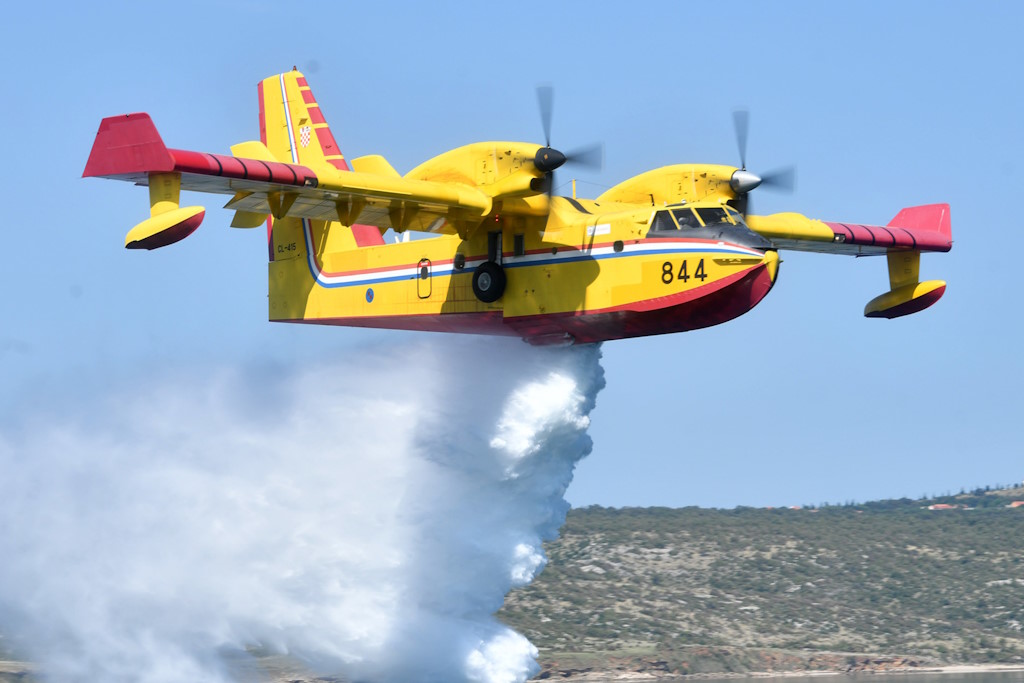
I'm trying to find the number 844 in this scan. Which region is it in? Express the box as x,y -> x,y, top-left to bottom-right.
661,259 -> 707,285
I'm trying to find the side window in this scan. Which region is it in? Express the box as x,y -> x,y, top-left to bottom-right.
672,208 -> 701,229
695,207 -> 728,226
650,211 -> 678,231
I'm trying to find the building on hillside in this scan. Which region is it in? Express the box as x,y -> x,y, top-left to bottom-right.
1007,501 -> 1024,508
926,503 -> 959,510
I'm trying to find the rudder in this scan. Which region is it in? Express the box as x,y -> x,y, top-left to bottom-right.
259,70 -> 357,262
259,69 -> 350,170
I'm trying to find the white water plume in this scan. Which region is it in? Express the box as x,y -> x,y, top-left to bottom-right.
0,339 -> 604,683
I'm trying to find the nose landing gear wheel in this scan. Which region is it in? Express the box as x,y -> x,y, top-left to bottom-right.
472,261 -> 506,303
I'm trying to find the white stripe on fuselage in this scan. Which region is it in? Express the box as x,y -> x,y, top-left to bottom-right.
302,239 -> 763,289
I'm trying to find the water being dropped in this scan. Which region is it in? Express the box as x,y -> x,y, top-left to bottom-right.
0,338 -> 604,683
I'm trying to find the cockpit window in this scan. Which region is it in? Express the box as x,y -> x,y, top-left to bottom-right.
671,208 -> 702,229
695,207 -> 728,227
725,206 -> 744,224
650,210 -> 678,231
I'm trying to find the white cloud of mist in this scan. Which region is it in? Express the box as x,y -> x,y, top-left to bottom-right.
0,338 -> 604,683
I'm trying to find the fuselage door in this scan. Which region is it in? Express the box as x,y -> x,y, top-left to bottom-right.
417,257 -> 432,299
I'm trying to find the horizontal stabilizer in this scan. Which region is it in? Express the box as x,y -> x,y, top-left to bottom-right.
230,140 -> 281,163
350,155 -> 401,178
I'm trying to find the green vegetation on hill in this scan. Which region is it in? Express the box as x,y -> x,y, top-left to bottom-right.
499,491 -> 1024,676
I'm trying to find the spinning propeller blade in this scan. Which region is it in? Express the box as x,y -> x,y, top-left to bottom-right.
728,109 -> 796,218
733,109 -> 749,170
759,166 -> 796,192
534,85 -> 604,201
565,142 -> 604,171
537,85 -> 553,148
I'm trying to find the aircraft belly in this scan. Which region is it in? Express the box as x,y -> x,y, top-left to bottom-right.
504,247 -> 777,343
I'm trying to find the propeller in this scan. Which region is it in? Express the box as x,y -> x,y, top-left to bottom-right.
729,109 -> 796,218
533,85 -> 604,199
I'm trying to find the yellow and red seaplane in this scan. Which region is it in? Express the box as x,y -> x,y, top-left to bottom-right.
83,70 -> 952,345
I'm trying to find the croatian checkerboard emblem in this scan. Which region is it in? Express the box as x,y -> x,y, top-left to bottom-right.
299,126 -> 311,148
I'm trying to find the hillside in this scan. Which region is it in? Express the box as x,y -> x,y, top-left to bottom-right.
2,489 -> 1022,682
499,489 -> 1024,677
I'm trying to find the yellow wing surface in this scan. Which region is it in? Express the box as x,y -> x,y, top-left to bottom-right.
83,115 -> 493,243
747,204 -> 952,318
82,71 -> 563,247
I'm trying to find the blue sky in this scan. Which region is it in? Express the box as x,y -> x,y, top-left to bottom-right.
1,0 -> 1021,508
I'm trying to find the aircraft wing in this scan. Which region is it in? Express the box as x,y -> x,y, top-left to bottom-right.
83,113 -> 493,239
746,204 -> 952,256
748,204 -> 952,319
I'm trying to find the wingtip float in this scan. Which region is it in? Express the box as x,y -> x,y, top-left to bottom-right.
83,70 -> 952,344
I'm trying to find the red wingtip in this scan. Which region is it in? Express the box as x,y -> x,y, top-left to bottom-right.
888,203 -> 952,241
83,113 -> 175,178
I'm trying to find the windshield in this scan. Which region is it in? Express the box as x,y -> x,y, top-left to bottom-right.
671,208 -> 701,229
694,207 -> 729,226
650,210 -> 678,231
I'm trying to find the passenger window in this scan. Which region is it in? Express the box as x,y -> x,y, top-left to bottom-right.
650,211 -> 678,231
671,208 -> 701,229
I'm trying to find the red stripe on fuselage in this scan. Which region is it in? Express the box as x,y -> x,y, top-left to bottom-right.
289,258 -> 776,344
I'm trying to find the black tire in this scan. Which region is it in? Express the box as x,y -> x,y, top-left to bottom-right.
472,261 -> 506,303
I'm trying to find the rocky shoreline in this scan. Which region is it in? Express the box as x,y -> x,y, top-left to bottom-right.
535,654 -> 1024,681
3,656 -> 1024,682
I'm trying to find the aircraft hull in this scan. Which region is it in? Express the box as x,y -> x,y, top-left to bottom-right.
275,249 -> 778,345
